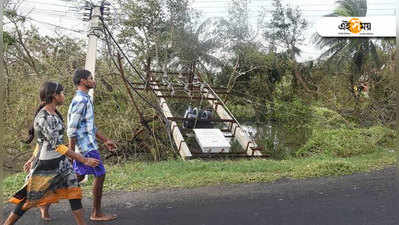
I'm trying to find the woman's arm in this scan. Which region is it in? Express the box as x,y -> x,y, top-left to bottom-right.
36,114 -> 99,168
23,143 -> 39,172
23,155 -> 35,172
56,145 -> 99,167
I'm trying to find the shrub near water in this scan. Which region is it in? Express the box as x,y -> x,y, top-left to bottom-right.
254,97 -> 313,159
297,125 -> 397,158
254,105 -> 398,159
293,106 -> 397,158
310,106 -> 353,129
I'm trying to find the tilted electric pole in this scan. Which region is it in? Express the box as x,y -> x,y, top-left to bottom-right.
82,1 -> 110,101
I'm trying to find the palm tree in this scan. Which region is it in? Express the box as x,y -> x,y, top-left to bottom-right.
168,18 -> 222,86
314,0 -> 380,112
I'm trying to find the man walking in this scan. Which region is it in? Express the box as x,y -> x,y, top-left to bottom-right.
67,69 -> 117,221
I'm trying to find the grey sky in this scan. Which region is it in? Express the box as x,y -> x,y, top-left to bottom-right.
7,0 -> 397,62
193,0 -> 395,61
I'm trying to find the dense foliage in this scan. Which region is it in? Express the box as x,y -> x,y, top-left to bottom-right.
2,0 -> 397,172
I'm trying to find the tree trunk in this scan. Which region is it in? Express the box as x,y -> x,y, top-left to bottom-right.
350,73 -> 360,115
145,56 -> 152,82
290,50 -> 310,93
13,22 -> 40,75
292,63 -> 310,93
188,63 -> 196,91
4,60 -> 9,104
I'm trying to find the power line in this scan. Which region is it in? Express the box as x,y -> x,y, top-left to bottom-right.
101,18 -> 145,81
23,0 -> 76,8
26,16 -> 85,33
192,0 -> 396,3
17,7 -> 84,16
101,17 -> 173,125
19,8 -> 84,14
195,6 -> 395,12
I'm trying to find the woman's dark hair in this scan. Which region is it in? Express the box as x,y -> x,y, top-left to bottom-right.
73,69 -> 91,86
24,81 -> 64,144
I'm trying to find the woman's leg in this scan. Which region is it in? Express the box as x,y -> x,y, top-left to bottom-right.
39,204 -> 51,220
71,209 -> 87,225
77,174 -> 85,183
2,213 -> 21,225
3,200 -> 30,225
69,199 -> 87,225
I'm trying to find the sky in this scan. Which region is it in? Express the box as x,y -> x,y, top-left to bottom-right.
6,0 -> 397,62
192,0 -> 396,61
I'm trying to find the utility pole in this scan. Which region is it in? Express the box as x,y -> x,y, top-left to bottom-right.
0,0 -> 6,222
0,0 -> 4,221
83,1 -> 109,101
394,5 -> 399,210
79,1 -> 109,182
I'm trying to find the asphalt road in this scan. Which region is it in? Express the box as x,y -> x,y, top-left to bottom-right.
3,167 -> 399,225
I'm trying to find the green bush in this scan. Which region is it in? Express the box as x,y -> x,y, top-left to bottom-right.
296,126 -> 397,157
311,106 -> 353,129
256,97 -> 313,159
227,103 -> 256,121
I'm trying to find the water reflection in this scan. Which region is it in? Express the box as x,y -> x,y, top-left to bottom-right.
241,122 -> 311,159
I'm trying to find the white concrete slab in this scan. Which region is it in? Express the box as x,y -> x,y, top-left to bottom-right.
194,129 -> 231,153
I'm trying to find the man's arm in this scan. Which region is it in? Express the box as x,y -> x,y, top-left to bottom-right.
60,140 -> 99,167
96,131 -> 116,152
95,131 -> 108,143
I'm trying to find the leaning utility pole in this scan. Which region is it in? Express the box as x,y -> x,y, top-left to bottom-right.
83,1 -> 109,100
395,5 -> 399,183
78,1 -> 108,176
202,85 -> 262,156
153,83 -> 192,160
0,0 -> 5,221
396,8 -> 399,128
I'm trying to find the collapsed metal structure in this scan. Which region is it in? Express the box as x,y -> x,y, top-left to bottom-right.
83,1 -> 264,160
132,77 -> 264,160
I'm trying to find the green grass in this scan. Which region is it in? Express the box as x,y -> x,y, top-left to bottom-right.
3,150 -> 396,199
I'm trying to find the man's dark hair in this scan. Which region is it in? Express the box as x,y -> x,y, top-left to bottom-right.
73,69 -> 91,86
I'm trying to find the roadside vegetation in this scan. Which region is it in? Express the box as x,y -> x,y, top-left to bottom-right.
2,0 -> 398,198
4,150 -> 395,197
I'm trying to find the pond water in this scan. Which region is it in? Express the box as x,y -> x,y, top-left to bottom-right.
240,121 -> 311,159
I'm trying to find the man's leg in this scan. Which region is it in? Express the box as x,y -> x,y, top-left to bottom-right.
90,174 -> 116,221
92,174 -> 104,217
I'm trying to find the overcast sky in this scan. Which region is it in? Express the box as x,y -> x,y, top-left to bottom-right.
6,0 -> 397,62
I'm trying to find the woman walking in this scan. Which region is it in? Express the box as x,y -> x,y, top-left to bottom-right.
3,81 -> 99,225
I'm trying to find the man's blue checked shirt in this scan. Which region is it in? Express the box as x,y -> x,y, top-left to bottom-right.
67,90 -> 98,154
